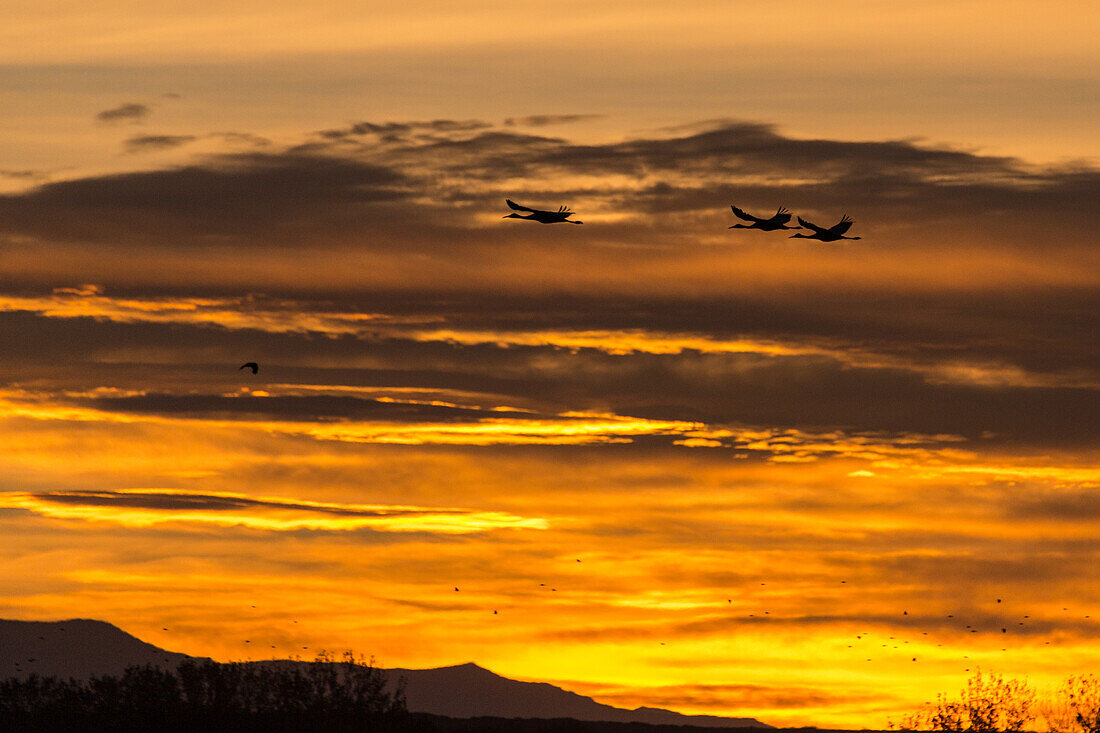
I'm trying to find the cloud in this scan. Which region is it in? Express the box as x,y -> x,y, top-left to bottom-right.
0,118 -> 1095,452
0,386 -> 699,447
317,118 -> 493,141
0,287 -> 1095,449
215,132 -> 271,148
2,118 -> 1091,267
75,392 -> 536,422
0,488 -> 547,533
124,134 -> 197,153
95,103 -> 150,123
503,114 -> 603,127
0,151 -> 409,245
571,681 -> 880,711
1,117 -> 1095,275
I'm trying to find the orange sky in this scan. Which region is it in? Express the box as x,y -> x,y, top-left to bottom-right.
0,1 -> 1098,728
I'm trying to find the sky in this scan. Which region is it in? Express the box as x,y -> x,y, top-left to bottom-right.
1,1 -> 1098,728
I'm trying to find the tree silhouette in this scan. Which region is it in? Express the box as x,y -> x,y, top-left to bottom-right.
0,652 -> 407,732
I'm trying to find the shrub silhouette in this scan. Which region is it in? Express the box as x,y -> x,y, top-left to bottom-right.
893,670 -> 1036,732
1042,675 -> 1100,733
0,651 -> 406,732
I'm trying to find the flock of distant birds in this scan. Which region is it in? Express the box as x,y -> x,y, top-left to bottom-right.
504,199 -> 862,242
122,195 -> 1065,676
27,193 -> 1027,675
8,595 -> 1086,675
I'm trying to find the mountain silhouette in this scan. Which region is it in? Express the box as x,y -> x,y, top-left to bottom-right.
0,619 -> 770,728
391,661 -> 770,727
0,618 -> 203,679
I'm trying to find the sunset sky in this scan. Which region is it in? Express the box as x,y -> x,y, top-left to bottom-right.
1,1 -> 1098,727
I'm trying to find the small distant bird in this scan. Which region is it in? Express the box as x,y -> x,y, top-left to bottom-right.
790,215 -> 861,242
239,362 -> 259,374
454,587 -> 460,592
728,205 -> 800,231
503,199 -> 582,224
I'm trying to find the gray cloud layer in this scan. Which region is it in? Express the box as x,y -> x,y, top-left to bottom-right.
95,103 -> 150,123
0,118 -> 1095,450
124,134 -> 197,153
4,119 -> 1095,256
27,490 -> 443,517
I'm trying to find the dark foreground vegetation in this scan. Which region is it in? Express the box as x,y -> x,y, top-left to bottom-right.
0,652 -> 408,732
891,670 -> 1100,733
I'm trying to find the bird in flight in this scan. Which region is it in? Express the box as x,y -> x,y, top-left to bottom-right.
503,199 -> 582,224
789,215 -> 861,242
728,205 -> 800,231
239,362 -> 259,374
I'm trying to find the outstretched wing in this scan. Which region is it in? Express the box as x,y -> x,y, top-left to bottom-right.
797,216 -> 829,235
730,205 -> 763,224
764,206 -> 792,225
828,215 -> 854,235
506,199 -> 538,213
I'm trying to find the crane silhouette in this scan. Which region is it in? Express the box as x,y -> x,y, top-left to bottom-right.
503,199 -> 582,224
728,205 -> 800,231
239,362 -> 259,374
789,215 -> 861,242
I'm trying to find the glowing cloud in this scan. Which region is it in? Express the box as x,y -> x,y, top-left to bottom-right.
0,489 -> 547,533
